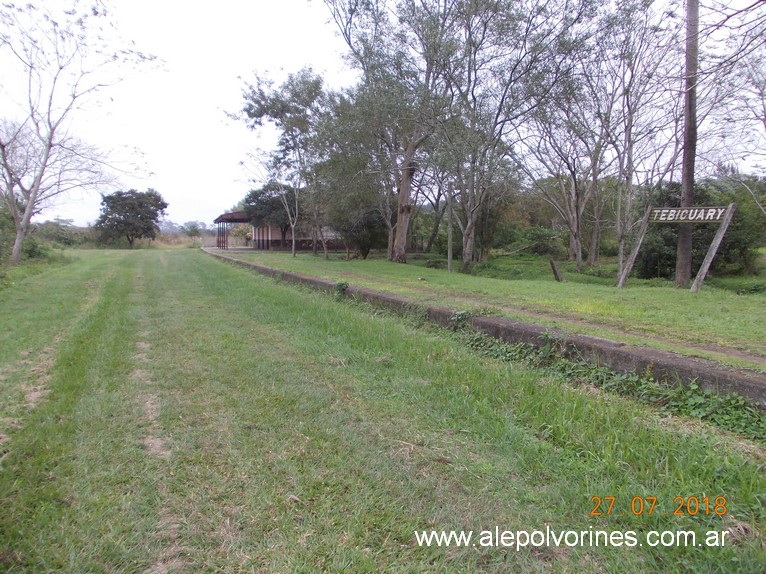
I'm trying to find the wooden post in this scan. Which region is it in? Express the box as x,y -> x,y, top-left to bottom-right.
691,203 -> 736,293
549,259 -> 563,282
616,206 -> 652,288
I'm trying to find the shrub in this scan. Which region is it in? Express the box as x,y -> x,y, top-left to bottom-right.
633,179 -> 766,279
599,238 -> 619,258
22,236 -> 52,260
523,226 -> 567,258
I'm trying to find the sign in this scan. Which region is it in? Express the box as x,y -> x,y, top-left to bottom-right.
617,202 -> 736,291
650,206 -> 729,223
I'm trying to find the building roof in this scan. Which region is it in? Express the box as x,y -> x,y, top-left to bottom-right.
213,211 -> 251,224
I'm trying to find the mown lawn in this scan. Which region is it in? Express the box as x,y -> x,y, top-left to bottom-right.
0,249 -> 764,572
219,250 -> 766,372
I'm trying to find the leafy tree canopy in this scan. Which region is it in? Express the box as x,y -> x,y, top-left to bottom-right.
94,189 -> 168,247
181,221 -> 206,238
243,182 -> 295,234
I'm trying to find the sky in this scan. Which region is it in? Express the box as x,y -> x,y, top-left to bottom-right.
41,0 -> 358,228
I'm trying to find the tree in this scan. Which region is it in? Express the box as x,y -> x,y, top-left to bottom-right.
182,222 -> 202,235
0,2 -> 147,264
675,0 -> 700,287
316,147 -> 390,258
242,182 -> 295,245
324,0 -> 452,263
94,189 -> 168,247
181,221 -> 205,245
734,43 -> 766,179
574,0 -> 684,282
314,87 -> 399,258
522,96 -> 603,272
242,69 -> 327,257
441,0 -> 591,271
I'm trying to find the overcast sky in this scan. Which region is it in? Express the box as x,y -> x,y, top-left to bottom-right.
43,0 -> 357,227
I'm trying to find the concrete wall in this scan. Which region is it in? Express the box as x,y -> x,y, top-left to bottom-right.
205,249 -> 766,409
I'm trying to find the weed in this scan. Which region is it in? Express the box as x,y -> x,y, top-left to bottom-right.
537,331 -> 566,361
448,310 -> 474,330
333,281 -> 349,300
401,302 -> 429,322
456,330 -> 766,441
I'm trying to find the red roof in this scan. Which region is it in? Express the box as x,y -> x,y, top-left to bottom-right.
213,211 -> 251,224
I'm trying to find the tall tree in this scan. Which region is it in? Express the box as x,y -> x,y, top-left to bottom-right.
242,69 -> 326,257
676,0 -> 700,287
522,99 -> 600,272
733,39 -> 766,176
591,0 -> 684,282
324,0 -> 452,263
442,0 -> 591,271
0,1 -> 148,263
0,119 -> 110,262
330,85 -> 401,258
94,189 -> 167,247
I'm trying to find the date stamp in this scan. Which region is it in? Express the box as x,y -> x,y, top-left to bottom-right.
590,496 -> 727,517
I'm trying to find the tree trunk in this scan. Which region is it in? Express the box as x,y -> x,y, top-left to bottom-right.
587,185 -> 601,266
392,201 -> 412,262
386,223 -> 395,260
318,224 -> 328,259
617,236 -> 626,279
461,220 -> 476,273
391,147 -> 418,263
447,183 -> 454,273
587,210 -> 601,266
9,203 -> 33,264
311,199 -> 320,256
676,0 -> 699,288
568,226 -> 583,272
568,232 -> 577,261
10,227 -> 26,264
425,200 -> 444,253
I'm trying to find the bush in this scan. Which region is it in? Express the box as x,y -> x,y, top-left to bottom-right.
22,236 -> 51,260
599,238 -> 619,258
432,230 -> 463,258
633,179 -> 766,279
523,226 -> 567,258
0,206 -> 15,262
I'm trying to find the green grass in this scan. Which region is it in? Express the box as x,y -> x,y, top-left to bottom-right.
0,253 -> 73,293
1,249 -> 765,572
218,250 -> 766,372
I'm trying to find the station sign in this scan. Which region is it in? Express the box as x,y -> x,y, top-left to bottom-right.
650,206 -> 729,223
617,202 -> 736,292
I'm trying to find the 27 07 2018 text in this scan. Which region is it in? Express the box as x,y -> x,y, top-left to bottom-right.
590,495 -> 727,517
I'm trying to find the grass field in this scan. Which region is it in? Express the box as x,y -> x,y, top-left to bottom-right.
1,249 -> 765,573
217,250 -> 766,373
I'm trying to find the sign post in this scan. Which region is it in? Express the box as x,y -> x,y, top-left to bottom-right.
616,203 -> 736,291
690,203 -> 736,293
616,206 -> 652,289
